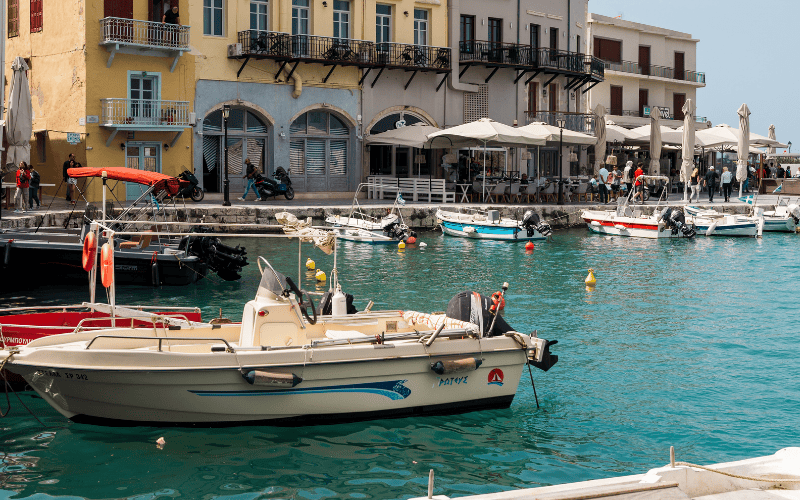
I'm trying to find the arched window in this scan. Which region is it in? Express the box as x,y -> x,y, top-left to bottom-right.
202,108 -> 269,192
368,112 -> 431,177
290,110 -> 350,191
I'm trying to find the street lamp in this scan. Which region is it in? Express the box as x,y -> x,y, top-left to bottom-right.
789,141 -> 792,153
556,118 -> 566,205
222,104 -> 231,207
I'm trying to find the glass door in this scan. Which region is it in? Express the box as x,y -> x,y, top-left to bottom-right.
130,73 -> 159,125
125,143 -> 161,201
292,0 -> 309,56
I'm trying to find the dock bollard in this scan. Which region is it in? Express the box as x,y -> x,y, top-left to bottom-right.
428,469 -> 434,499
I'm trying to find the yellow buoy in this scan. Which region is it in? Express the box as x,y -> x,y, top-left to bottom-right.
305,258 -> 315,270
315,269 -> 326,282
398,241 -> 406,249
585,268 -> 596,286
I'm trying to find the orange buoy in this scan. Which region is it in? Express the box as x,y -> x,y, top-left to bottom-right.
406,236 -> 417,245
82,232 -> 97,272
100,243 -> 114,288
525,241 -> 535,251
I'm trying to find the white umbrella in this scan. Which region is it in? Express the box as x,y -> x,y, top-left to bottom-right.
681,99 -> 695,201
649,107 -> 662,176
593,104 -> 607,174
767,124 -> 776,155
365,123 -> 441,148
605,122 -> 637,144
6,57 -> 32,167
517,122 -> 597,145
737,104 -> 750,197
427,118 -> 546,201
696,123 -> 781,149
627,124 -> 682,146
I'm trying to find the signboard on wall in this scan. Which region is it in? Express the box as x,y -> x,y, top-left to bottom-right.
66,133 -> 81,145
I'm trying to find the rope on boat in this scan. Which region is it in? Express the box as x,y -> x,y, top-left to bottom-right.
0,355 -> 12,417
673,462 -> 800,483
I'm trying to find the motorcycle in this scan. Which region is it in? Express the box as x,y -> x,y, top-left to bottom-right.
174,170 -> 204,202
255,167 -> 294,200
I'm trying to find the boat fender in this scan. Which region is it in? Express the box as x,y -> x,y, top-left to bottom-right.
100,243 -> 114,288
3,239 -> 13,267
590,220 -> 601,226
151,260 -> 160,287
613,224 -> 626,230
82,233 -> 97,272
706,221 -> 718,237
242,370 -> 303,388
430,357 -> 482,375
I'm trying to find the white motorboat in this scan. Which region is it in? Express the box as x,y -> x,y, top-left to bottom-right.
436,209 -> 552,241
332,226 -> 398,244
761,197 -> 800,232
325,184 -> 416,244
0,244 -> 557,425
684,206 -> 760,237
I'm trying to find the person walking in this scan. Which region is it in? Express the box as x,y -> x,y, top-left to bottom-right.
622,161 -> 633,198
28,165 -> 40,210
239,158 -> 260,201
704,166 -> 719,202
598,164 -> 609,204
720,166 -> 733,202
14,162 -> 30,213
609,165 -> 621,201
689,167 -> 701,203
63,153 -> 76,203
632,162 -> 645,204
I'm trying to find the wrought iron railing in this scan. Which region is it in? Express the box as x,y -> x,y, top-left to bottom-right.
100,17 -> 190,50
602,59 -> 705,84
459,40 -> 531,66
525,111 -> 597,135
236,30 -> 451,71
459,42 -> 604,79
101,99 -> 192,127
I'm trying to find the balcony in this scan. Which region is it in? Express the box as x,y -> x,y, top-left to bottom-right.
526,111 -> 597,135
602,59 -> 705,85
100,98 -> 193,147
232,30 -> 451,90
99,18 -> 190,72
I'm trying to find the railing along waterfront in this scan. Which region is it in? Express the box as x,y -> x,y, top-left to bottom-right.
100,17 -> 190,50
101,99 -> 191,127
236,30 -> 450,71
602,59 -> 705,84
526,111 -> 597,135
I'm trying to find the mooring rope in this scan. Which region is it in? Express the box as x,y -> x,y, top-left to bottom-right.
673,462 -> 800,483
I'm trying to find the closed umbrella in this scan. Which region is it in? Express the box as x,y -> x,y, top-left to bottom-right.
681,99 -> 695,201
593,104 -> 607,174
649,107 -> 662,176
6,57 -> 32,167
767,124 -> 776,155
737,104 -> 750,198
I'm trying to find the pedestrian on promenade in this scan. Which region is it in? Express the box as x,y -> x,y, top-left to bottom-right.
622,161 -> 633,196
609,165 -> 621,201
28,164 -> 40,210
689,167 -> 701,203
14,161 -> 30,213
63,153 -> 76,203
598,164 -> 609,204
239,158 -> 259,201
704,166 -> 719,202
720,166 -> 733,202
632,162 -> 645,204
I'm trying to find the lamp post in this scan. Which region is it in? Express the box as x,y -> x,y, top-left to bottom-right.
789,141 -> 792,153
222,104 -> 231,207
557,118 -> 566,205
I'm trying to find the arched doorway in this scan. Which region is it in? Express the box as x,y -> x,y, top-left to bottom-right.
289,110 -> 350,192
202,107 -> 270,193
368,112 -> 433,177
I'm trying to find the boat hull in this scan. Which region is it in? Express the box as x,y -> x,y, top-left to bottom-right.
692,222 -> 757,237
581,211 -> 682,239
762,216 -> 796,232
333,228 -> 397,244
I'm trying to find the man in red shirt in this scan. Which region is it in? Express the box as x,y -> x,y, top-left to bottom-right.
14,161 -> 30,213
632,162 -> 645,204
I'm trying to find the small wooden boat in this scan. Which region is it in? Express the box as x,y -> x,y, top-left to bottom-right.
436,209 -> 552,241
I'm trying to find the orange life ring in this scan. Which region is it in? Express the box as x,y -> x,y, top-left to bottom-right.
100,243 -> 114,288
82,232 -> 97,272
490,292 -> 505,313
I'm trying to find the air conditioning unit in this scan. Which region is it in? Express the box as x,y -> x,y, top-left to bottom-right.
227,43 -> 242,57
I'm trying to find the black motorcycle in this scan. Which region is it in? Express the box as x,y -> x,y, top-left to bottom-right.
174,170 -> 204,202
255,167 -> 294,200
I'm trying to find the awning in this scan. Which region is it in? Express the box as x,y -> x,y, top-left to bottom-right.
67,167 -> 185,195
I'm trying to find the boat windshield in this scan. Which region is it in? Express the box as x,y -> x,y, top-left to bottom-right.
257,259 -> 289,298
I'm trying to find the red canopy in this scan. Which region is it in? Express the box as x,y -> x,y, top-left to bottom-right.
66,167 -> 184,196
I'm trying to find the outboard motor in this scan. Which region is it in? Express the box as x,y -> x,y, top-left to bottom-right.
660,207 -> 696,238
446,290 -> 515,337
788,203 -> 800,225
179,229 -> 249,281
522,211 -> 552,238
383,221 -> 414,242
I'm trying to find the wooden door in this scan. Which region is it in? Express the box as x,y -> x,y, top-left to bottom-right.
105,0 -> 133,18
639,46 -> 650,75
639,89 -> 648,117
528,82 -> 538,114
549,84 -> 557,112
674,52 -> 685,80
673,93 -> 686,121
550,28 -> 558,50
610,85 -> 623,116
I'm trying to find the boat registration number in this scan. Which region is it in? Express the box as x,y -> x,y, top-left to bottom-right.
38,370 -> 89,381
436,376 -> 468,387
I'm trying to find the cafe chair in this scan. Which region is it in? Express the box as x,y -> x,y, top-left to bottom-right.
541,183 -> 556,203
487,182 -> 507,203
574,182 -> 589,202
506,182 -> 521,203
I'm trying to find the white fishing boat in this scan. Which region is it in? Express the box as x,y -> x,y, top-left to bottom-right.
684,206 -> 760,237
325,184 -> 416,244
436,209 -> 552,241
0,227 -> 557,426
332,226 -> 398,245
581,176 -> 696,239
761,197 -> 799,232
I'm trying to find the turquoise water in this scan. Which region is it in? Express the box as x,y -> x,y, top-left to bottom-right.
1,229 -> 799,500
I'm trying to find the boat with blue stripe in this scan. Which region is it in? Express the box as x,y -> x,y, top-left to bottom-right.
436,209 -> 552,241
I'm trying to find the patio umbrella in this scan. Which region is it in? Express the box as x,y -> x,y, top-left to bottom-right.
605,122 -> 637,144
427,118 -> 546,201
627,124 -> 682,146
696,123 -> 781,149
681,99 -> 695,201
365,123 -> 441,148
767,124 -> 776,155
649,107 -> 662,176
737,104 -> 750,198
593,104 -> 607,174
6,57 -> 32,167
517,122 -> 597,145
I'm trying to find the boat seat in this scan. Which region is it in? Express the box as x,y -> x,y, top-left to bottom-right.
119,231 -> 154,249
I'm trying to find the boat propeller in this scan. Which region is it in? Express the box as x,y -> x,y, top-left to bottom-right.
660,208 -> 696,238
522,211 -> 552,238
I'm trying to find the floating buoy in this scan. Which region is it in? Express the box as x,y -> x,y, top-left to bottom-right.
82,232 -> 97,272
419,242 -> 427,248
406,236 -> 417,245
585,268 -> 596,286
525,241 -> 535,251
305,258 -> 315,270
156,437 -> 166,450
315,269 -> 326,282
100,243 -> 114,288
398,241 -> 406,249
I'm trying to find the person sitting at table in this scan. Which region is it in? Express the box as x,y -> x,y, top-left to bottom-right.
588,174 -> 599,200
520,173 -> 529,185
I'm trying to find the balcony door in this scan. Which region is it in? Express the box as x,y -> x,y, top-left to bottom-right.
125,143 -> 160,201
292,0 -> 310,56
105,0 -> 133,18
639,45 -> 650,76
376,4 -> 392,58
488,18 -> 502,61
460,15 -> 475,54
548,84 -> 557,112
414,9 -> 428,46
674,52 -> 685,80
639,89 -> 648,117
333,0 -> 349,39
251,0 -> 268,31
129,72 -> 160,124
610,85 -> 622,116
673,93 -> 686,121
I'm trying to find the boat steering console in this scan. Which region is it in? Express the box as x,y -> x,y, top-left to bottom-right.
284,276 -> 318,325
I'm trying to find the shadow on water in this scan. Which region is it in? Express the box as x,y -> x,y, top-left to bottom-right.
1,229 -> 800,499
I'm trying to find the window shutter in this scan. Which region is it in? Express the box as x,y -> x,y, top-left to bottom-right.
290,140 -> 305,175
290,115 -> 306,134
306,139 -> 326,175
329,140 -> 347,175
8,0 -> 19,37
329,115 -> 349,136
203,136 -> 219,172
30,0 -> 42,32
227,138 -> 244,174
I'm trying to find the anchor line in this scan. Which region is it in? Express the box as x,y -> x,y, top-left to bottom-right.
0,355 -> 51,427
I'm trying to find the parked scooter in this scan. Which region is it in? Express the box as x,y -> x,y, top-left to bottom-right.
174,170 -> 204,202
255,167 -> 294,200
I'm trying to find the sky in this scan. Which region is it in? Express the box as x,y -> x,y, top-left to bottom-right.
588,0 -> 798,151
